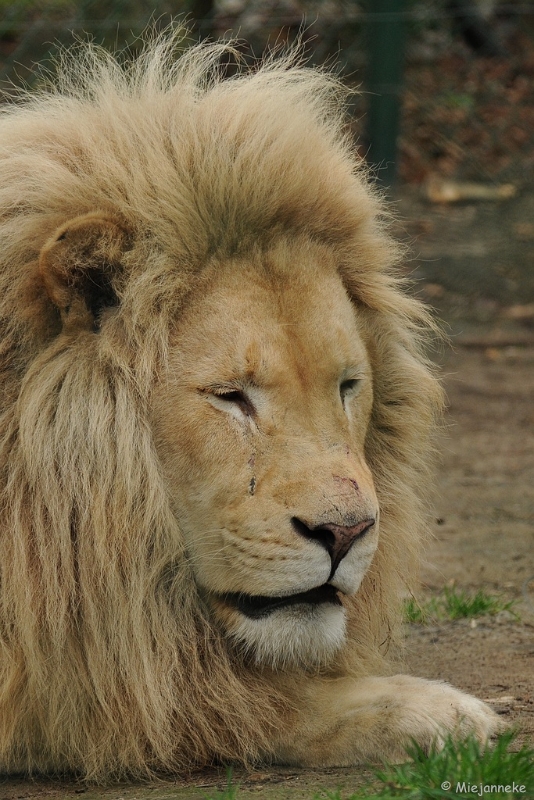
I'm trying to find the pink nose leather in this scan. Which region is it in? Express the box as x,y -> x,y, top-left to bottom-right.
292,517 -> 376,572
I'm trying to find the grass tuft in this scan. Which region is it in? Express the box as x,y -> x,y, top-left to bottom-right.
206,768 -> 239,800
317,732 -> 534,799
405,586 -> 518,624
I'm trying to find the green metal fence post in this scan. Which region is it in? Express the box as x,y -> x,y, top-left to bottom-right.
366,0 -> 406,185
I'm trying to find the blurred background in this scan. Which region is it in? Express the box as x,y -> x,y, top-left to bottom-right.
2,0 -> 534,337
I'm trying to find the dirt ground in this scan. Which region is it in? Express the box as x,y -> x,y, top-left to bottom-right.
1,190 -> 533,800
406,344 -> 534,737
398,186 -> 534,762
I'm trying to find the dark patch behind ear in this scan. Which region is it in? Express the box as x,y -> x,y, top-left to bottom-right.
72,263 -> 119,330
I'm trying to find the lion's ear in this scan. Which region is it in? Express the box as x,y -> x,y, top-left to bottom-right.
39,212 -> 129,332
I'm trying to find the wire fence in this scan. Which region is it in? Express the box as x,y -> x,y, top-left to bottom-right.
2,1 -> 534,187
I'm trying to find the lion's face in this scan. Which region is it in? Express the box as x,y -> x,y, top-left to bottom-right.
151,240 -> 379,668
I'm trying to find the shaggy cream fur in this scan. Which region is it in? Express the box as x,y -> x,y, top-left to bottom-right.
0,33 -> 500,781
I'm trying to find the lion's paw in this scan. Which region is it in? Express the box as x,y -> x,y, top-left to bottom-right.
388,675 -> 504,754
271,673 -> 505,767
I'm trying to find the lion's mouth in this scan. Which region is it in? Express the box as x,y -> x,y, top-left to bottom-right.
219,583 -> 342,619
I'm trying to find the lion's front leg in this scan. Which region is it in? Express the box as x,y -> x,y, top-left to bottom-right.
273,674 -> 503,766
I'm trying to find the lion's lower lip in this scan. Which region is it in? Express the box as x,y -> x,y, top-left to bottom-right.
220,583 -> 342,619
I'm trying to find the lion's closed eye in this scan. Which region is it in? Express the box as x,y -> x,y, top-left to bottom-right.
204,386 -> 256,418
339,378 -> 360,403
339,377 -> 364,414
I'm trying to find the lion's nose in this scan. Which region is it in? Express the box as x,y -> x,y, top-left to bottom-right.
291,517 -> 375,573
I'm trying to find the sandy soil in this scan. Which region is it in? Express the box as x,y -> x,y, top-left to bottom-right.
406,344 -> 534,746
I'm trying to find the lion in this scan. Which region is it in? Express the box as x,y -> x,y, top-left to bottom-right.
0,34 -> 500,781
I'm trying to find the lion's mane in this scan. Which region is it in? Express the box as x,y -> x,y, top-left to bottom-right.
0,35 -> 443,780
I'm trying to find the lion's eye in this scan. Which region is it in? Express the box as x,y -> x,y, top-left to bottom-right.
217,390 -> 244,403
218,390 -> 250,410
340,378 -> 360,406
207,387 -> 255,418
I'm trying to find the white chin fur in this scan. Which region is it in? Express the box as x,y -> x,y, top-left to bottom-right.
230,602 -> 347,669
